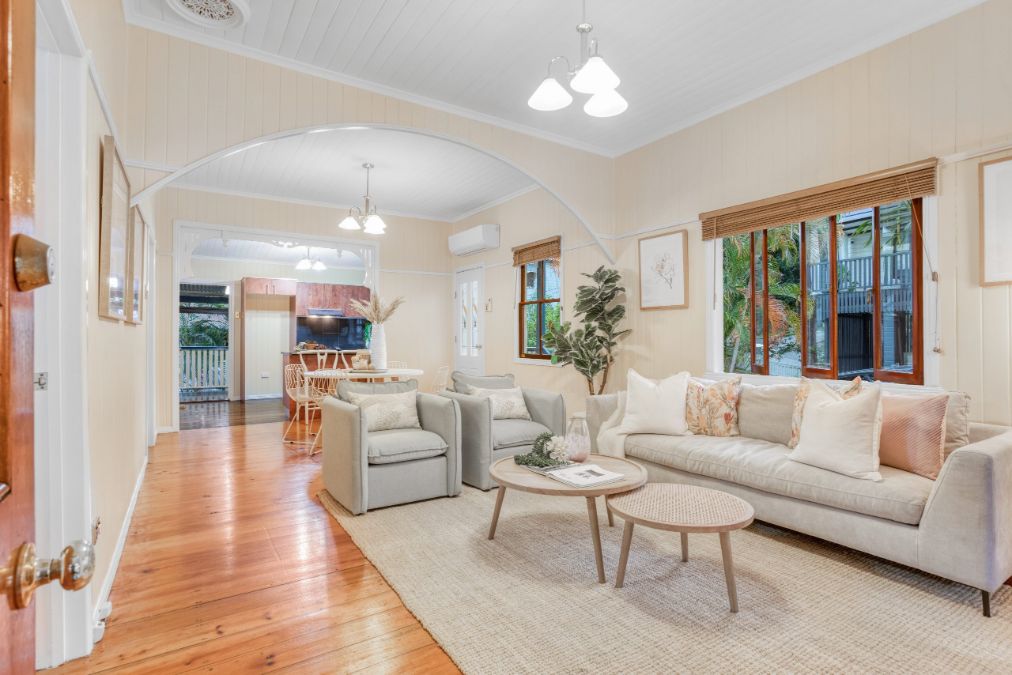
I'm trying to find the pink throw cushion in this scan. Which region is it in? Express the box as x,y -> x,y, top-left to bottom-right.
685,376 -> 742,437
879,393 -> 948,480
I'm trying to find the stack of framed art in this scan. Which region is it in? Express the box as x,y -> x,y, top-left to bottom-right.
99,134 -> 145,324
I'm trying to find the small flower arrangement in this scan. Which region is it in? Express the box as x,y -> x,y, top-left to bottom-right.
514,432 -> 571,468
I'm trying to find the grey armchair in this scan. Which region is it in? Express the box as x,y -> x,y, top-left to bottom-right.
321,390 -> 462,515
441,372 -> 565,490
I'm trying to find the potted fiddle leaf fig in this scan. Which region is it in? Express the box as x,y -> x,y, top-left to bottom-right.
543,266 -> 630,395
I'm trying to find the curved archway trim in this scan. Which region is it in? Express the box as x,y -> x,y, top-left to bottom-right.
131,123 -> 614,264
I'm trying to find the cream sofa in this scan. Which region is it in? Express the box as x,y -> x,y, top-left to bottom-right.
587,376 -> 1012,616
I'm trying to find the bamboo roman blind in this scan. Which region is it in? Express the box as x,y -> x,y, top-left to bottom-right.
512,236 -> 561,266
699,158 -> 938,241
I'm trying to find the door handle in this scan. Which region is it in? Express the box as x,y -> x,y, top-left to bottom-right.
1,540 -> 95,609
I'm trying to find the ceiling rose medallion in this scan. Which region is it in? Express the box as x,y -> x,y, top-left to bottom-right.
165,0 -> 251,29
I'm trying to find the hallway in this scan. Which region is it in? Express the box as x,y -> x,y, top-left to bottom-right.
56,422 -> 457,673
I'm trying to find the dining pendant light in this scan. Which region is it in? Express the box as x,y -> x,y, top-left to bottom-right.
584,87 -> 628,118
337,163 -> 385,234
296,246 -> 313,270
363,213 -> 387,235
311,259 -> 327,271
338,215 -> 361,230
528,76 -> 573,111
570,54 -> 619,94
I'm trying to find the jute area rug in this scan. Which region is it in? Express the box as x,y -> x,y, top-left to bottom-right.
319,486 -> 1012,674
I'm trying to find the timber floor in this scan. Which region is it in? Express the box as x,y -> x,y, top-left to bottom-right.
52,420 -> 459,674
178,399 -> 290,430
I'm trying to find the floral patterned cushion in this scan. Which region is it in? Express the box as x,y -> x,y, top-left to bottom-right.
788,377 -> 862,448
344,390 -> 421,432
685,376 -> 742,437
468,385 -> 532,420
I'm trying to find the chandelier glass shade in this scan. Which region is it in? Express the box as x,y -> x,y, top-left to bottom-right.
338,163 -> 387,234
296,246 -> 327,271
527,2 -> 626,118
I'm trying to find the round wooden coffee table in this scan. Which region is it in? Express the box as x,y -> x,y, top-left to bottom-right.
607,483 -> 755,612
488,455 -> 647,584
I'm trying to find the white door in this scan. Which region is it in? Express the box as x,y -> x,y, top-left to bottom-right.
454,266 -> 485,374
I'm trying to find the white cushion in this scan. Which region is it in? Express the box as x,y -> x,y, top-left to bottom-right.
367,429 -> 447,464
493,419 -> 551,450
468,385 -> 531,420
788,380 -> 884,481
618,369 -> 690,436
344,390 -> 421,432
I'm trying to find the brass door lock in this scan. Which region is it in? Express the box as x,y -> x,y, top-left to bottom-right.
1,540 -> 95,609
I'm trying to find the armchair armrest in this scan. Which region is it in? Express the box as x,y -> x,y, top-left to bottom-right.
586,394 -> 620,453
919,430 -> 1012,592
321,397 -> 369,515
417,393 -> 462,496
522,388 -> 566,435
440,390 -> 494,488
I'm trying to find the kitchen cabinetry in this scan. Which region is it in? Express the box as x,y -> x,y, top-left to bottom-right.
295,283 -> 370,317
242,277 -> 296,296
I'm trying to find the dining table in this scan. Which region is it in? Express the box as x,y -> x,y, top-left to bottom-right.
302,367 -> 425,384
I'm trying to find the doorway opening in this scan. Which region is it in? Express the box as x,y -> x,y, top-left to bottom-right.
178,283 -> 230,403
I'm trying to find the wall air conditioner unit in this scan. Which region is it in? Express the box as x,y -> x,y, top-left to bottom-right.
448,224 -> 500,256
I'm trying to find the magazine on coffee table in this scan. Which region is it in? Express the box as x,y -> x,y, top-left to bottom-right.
543,464 -> 625,488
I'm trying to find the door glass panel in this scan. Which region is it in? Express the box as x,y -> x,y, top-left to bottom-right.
541,302 -> 560,355
722,234 -> 752,373
753,232 -> 765,369
523,304 -> 539,354
544,258 -> 561,299
836,207 -> 875,380
878,200 -> 914,373
766,223 -> 801,377
524,263 -> 540,301
804,217 -> 832,370
459,282 -> 469,356
470,280 -> 480,357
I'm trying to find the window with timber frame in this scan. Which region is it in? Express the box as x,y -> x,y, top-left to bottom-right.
723,198 -> 923,384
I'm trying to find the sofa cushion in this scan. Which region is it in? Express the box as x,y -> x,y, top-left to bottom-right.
367,428 -> 447,465
468,385 -> 532,420
343,390 -> 420,432
451,371 -> 515,393
493,419 -> 551,450
624,433 -> 932,525
737,383 -> 797,446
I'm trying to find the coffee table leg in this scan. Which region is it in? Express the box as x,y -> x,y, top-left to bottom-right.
488,487 -> 507,540
680,532 -> 689,562
606,499 -> 614,527
586,497 -> 606,583
719,532 -> 739,613
615,521 -> 635,588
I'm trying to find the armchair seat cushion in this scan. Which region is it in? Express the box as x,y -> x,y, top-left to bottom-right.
493,419 -> 551,450
367,429 -> 448,465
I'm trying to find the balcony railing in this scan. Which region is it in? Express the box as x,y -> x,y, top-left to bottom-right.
180,346 -> 228,391
806,250 -> 911,293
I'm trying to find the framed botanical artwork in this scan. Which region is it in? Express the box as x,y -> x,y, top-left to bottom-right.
638,229 -> 688,310
980,156 -> 1012,286
99,135 -> 131,321
126,206 -> 146,325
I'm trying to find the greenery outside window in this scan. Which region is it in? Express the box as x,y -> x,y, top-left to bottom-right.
723,198 -> 922,384
518,258 -> 561,359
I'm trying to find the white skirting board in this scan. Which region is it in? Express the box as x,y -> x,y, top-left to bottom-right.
92,452 -> 148,641
244,394 -> 283,400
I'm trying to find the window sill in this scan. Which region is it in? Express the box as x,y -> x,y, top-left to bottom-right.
512,357 -> 563,368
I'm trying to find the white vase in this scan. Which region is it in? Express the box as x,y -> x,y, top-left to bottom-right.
370,323 -> 388,369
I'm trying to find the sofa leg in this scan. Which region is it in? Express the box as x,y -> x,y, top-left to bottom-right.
982,590 -> 992,617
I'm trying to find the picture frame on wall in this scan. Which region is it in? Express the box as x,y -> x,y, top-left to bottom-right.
99,135 -> 131,321
126,206 -> 146,325
980,156 -> 1012,286
638,229 -> 688,310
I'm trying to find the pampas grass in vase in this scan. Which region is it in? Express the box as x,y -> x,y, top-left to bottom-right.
349,295 -> 405,370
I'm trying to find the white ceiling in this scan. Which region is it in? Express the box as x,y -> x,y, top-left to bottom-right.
192,236 -> 364,268
125,0 -> 984,156
173,127 -> 535,221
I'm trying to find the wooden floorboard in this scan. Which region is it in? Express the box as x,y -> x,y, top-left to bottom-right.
179,399 -> 290,430
53,421 -> 459,674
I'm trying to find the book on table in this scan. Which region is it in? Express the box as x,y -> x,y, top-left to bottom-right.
541,464 -> 625,488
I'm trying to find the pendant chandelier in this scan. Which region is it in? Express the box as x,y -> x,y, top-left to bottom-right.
527,0 -> 626,118
338,163 -> 387,235
295,246 -> 327,271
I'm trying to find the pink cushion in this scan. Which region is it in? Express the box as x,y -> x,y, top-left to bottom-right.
879,393 -> 948,480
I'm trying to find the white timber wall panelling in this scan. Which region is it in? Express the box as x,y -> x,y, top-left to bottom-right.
243,294 -> 290,399
614,0 -> 1012,425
